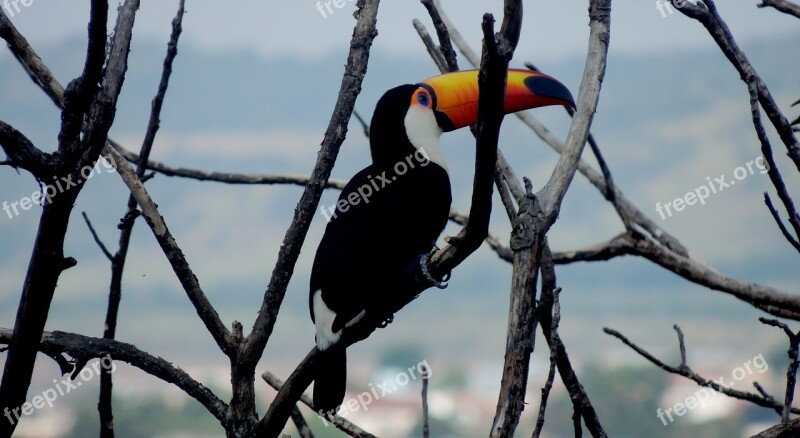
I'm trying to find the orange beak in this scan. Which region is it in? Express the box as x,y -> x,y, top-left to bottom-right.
418,68 -> 575,132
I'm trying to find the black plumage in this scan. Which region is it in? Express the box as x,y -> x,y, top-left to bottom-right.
310,85 -> 451,413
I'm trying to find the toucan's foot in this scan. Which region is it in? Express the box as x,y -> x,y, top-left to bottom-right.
378,315 -> 394,328
419,245 -> 450,289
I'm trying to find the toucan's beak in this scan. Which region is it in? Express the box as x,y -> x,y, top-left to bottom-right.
418,68 -> 575,132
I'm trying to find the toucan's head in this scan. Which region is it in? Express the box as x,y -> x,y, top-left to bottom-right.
369,68 -> 574,170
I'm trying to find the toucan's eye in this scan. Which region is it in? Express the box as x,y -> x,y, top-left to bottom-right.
417,92 -> 430,107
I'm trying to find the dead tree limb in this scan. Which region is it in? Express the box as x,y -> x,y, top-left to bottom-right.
604,326 -> 798,415
0,328 -> 227,423
437,4 -> 800,320
490,0 -> 612,434
251,1 -> 381,435
101,145 -> 236,355
672,0 -> 800,171
96,3 -> 186,436
759,318 -> 800,423
539,247 -> 607,437
745,82 -> 800,252
112,142 -> 349,188
757,0 -> 800,19
0,3 -> 139,434
420,0 -> 459,72
262,371 -> 378,438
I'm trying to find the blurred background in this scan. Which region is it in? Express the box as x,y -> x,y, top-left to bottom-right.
0,1 -> 798,436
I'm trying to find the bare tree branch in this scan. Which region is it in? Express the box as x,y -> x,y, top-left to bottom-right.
425,11 -> 516,282
412,19 -> 448,73
252,1 -> 382,434
604,326 -> 797,415
81,212 -> 114,262
531,280 -> 560,438
98,3 -> 187,436
759,318 -> 800,423
439,3 -> 688,257
420,0 -> 459,72
0,8 -> 65,107
751,417 -> 800,437
0,120 -> 55,177
0,3 -> 139,433
290,406 -> 314,438
261,371 -> 378,438
101,145 -> 235,356
427,8 -> 800,319
758,0 -> 800,19
112,141 -> 348,188
765,194 -> 800,252
0,0 -> 235,358
673,0 -> 800,171
352,110 -> 370,138
745,81 -> 800,252
421,364 -> 430,438
539,247 -> 607,437
0,328 -> 228,424
490,181 -> 544,438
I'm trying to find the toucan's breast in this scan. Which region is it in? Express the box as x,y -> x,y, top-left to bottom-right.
309,161 -> 451,321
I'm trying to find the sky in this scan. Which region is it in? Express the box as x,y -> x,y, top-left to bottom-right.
3,0 -> 799,62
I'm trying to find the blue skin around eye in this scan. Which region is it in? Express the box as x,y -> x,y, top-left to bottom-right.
418,93 -> 429,107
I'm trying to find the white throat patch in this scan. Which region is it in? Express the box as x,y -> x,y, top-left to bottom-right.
404,105 -> 448,174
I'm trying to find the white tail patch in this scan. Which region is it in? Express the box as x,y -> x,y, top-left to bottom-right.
313,290 -> 341,350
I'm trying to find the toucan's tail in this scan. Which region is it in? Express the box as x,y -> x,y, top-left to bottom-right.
313,346 -> 347,415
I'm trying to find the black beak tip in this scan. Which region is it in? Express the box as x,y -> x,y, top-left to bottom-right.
524,75 -> 576,108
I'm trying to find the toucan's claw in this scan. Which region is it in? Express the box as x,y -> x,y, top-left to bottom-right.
420,246 -> 449,289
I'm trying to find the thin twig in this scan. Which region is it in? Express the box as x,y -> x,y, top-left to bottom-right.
765,194 -> 800,252
758,0 -> 800,19
531,285 -> 561,438
421,363 -> 430,438
261,371 -> 378,438
98,3 -> 186,436
759,317 -> 800,423
81,212 -> 114,261
673,0 -> 800,171
604,326 -> 799,415
112,141 -> 348,188
746,81 -> 800,253
290,406 -> 314,438
102,145 -> 235,356
0,328 -> 228,423
420,0 -> 459,71
352,110 -> 370,138
441,5 -> 689,257
538,246 -> 607,438
412,19 -> 448,73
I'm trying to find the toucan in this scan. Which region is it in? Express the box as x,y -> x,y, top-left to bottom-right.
310,68 -> 575,413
